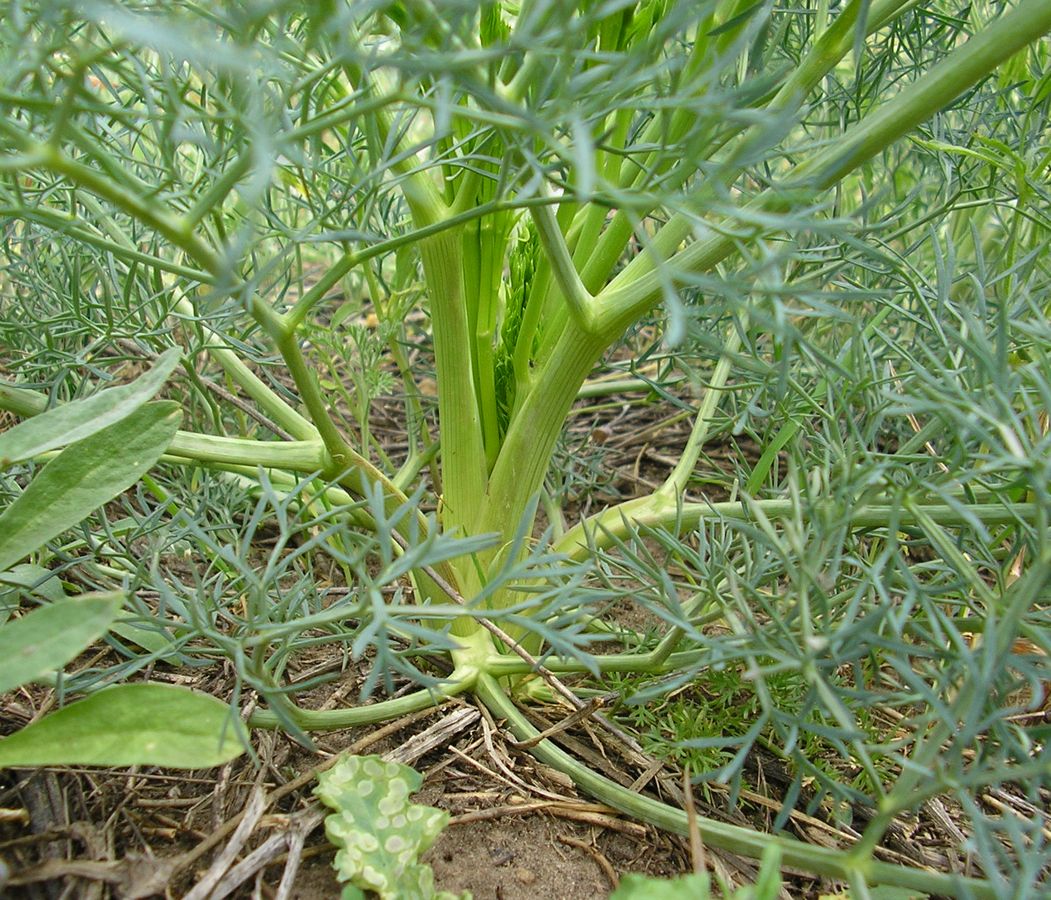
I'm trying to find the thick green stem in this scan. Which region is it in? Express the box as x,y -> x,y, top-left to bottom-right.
174,298 -> 319,441
166,433 -> 327,471
323,63 -> 489,529
0,381 -> 327,472
793,3 -> 1051,193
472,212 -> 511,469
485,647 -> 714,678
419,231 -> 489,535
477,319 -> 609,547
529,187 -> 597,333
248,681 -> 470,731
555,499 -> 1043,561
271,326 -> 356,466
474,673 -> 995,897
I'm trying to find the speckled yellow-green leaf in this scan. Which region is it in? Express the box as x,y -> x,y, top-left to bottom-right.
0,683 -> 246,768
0,400 -> 181,571
314,753 -> 470,900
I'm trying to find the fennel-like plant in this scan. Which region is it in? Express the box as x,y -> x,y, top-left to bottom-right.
2,1 -> 1050,894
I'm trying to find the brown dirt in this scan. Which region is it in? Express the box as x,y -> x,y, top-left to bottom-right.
0,691 -> 702,898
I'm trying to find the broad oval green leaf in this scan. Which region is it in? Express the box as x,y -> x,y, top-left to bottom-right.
0,563 -> 68,603
1,563 -> 68,625
0,400 -> 182,571
0,683 -> 247,769
109,613 -> 180,658
0,591 -> 123,694
0,347 -> 181,468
